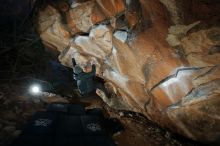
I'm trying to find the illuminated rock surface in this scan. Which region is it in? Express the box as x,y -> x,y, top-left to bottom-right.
37,0 -> 220,143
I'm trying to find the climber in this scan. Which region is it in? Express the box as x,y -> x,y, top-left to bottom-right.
72,58 -> 108,96
72,58 -> 97,95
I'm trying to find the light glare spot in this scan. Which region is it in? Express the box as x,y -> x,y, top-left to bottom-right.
30,85 -> 41,94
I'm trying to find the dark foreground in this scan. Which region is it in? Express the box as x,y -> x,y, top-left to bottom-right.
0,84 -> 204,146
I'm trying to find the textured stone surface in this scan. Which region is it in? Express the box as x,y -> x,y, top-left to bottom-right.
66,0 -> 106,33
37,0 -> 220,143
38,6 -> 71,52
96,0 -> 125,18
159,0 -> 220,25
181,27 -> 220,67
167,81 -> 220,142
159,0 -> 181,24
166,21 -> 200,47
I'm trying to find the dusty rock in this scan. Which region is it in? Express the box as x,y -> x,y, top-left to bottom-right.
40,92 -> 69,103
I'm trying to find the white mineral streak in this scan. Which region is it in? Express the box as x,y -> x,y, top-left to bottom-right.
103,69 -> 128,88
71,2 -> 81,9
160,70 -> 193,103
113,30 -> 128,43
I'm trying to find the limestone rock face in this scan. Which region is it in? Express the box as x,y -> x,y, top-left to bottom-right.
166,21 -> 200,47
181,27 -> 220,67
36,0 -> 220,143
159,0 -> 220,25
96,0 -> 125,18
159,0 -> 181,24
37,5 -> 71,52
66,0 -> 106,33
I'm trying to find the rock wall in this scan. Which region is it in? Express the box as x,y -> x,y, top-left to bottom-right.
36,0 -> 220,143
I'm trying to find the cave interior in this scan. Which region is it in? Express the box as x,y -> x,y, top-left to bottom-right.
0,0 -> 220,146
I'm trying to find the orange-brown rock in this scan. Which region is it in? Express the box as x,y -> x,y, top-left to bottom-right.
36,0 -> 220,143
66,0 -> 106,34
181,27 -> 220,67
96,0 -> 125,18
37,5 -> 71,52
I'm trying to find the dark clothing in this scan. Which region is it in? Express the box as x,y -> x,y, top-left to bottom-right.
73,65 -> 96,95
11,104 -> 117,146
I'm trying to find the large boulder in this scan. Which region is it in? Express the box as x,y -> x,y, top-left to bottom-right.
36,0 -> 220,143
